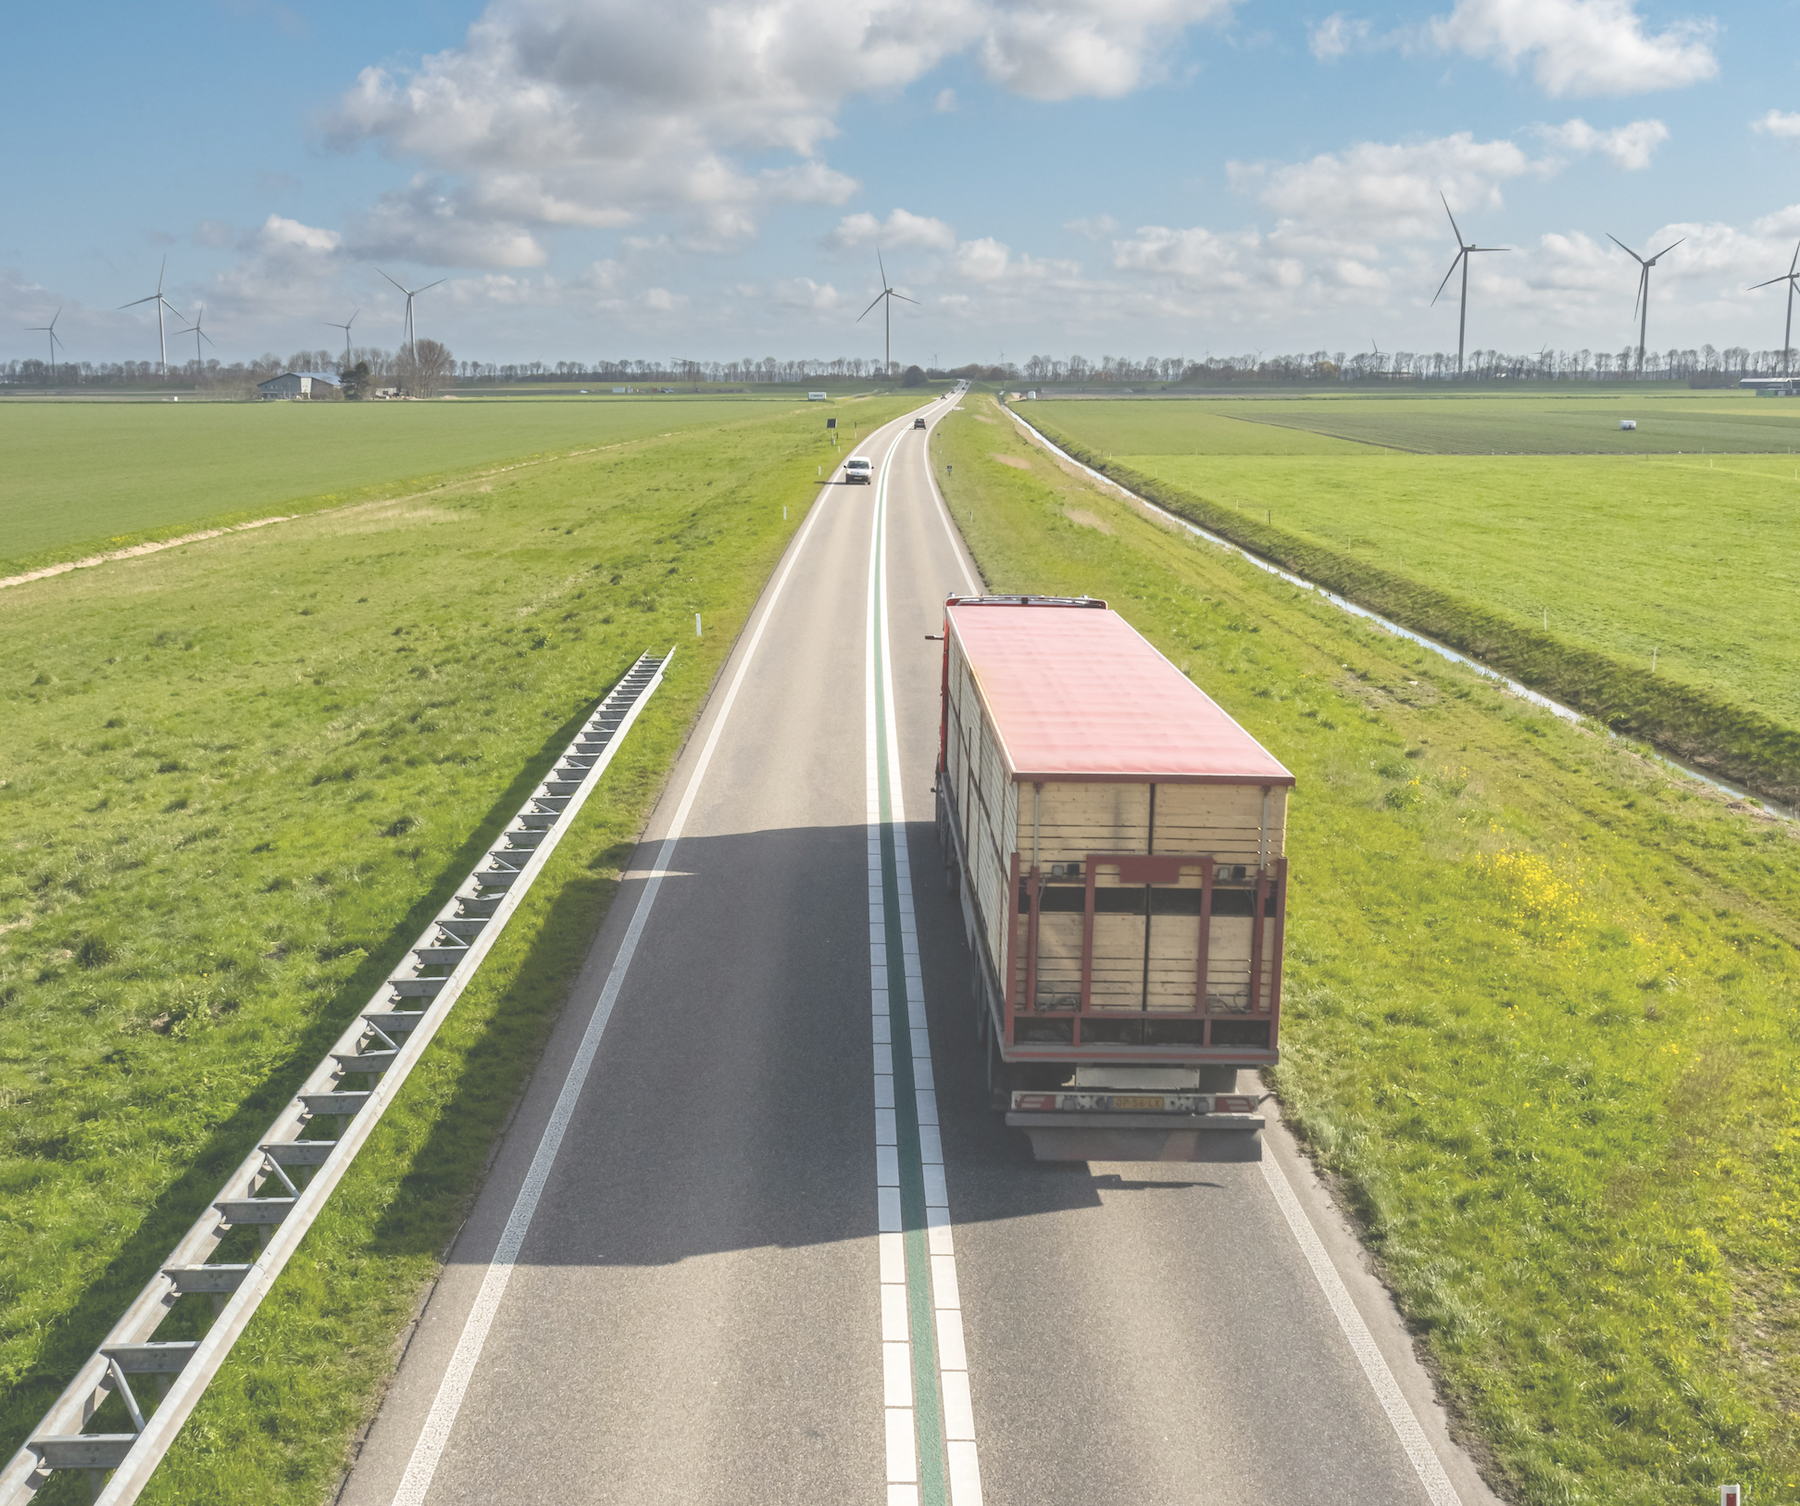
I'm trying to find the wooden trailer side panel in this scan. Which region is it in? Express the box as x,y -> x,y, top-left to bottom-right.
1152,783 -> 1286,868
948,635 -> 1019,985
1032,782 -> 1150,866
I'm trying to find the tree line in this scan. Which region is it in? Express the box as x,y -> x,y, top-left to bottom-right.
7,341 -> 1793,393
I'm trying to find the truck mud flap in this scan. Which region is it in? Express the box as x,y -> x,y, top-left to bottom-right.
1006,1111 -> 1264,1163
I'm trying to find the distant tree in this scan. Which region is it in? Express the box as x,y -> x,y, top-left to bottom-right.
401,339 -> 455,398
341,361 -> 373,401
900,364 -> 926,387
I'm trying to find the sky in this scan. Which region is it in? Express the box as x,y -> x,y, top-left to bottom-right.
4,0 -> 1798,370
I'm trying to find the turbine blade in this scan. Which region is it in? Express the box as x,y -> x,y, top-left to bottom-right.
877,247 -> 888,287
892,292 -> 920,305
857,290 -> 887,321
378,268 -> 409,295
418,279 -> 446,293
1607,233 -> 1645,264
1441,192 -> 1464,247
1431,251 -> 1464,306
1748,274 -> 1790,291
120,294 -> 159,308
1790,239 -> 1800,278
1649,238 -> 1684,262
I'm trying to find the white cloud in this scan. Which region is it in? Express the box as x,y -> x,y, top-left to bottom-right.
324,0 -> 1236,268
1309,12 -> 1371,60
1753,109 -> 1800,144
934,87 -> 958,112
1231,131 -> 1545,241
827,208 -> 959,252
1428,0 -> 1719,97
1540,116 -> 1668,168
1065,214 -> 1121,239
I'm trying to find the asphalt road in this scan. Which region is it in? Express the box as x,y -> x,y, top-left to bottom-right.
339,394 -> 1500,1506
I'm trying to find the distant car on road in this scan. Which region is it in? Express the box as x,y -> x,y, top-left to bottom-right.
913,417 -> 927,429
844,456 -> 874,484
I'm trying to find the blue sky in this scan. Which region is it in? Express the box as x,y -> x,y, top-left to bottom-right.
4,0 -> 1797,369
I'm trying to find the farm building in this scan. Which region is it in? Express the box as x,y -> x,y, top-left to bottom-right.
256,371 -> 340,400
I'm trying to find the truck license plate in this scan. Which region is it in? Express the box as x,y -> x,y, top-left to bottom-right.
1111,1095 -> 1165,1110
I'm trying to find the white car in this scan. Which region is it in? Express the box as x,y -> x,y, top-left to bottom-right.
843,456 -> 874,484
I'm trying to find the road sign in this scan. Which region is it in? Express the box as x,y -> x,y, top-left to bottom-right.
826,417 -> 837,429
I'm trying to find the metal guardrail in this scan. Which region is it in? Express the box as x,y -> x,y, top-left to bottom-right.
1,650 -> 672,1504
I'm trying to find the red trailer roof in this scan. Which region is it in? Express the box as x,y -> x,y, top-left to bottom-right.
947,599 -> 1295,785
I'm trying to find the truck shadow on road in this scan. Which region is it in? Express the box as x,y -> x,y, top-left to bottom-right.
366,817 -> 1258,1274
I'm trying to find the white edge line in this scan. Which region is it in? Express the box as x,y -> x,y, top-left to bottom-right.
1258,1153 -> 1463,1506
388,464 -> 853,1506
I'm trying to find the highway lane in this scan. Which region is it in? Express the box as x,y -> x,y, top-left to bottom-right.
341,390 -> 1499,1505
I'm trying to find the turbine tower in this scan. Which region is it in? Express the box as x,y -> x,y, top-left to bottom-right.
1607,233 -> 1684,375
856,249 -> 918,377
25,308 -> 64,384
1747,239 -> 1800,376
121,257 -> 185,377
174,303 -> 215,376
378,270 -> 445,355
326,309 -> 359,368
1432,194 -> 1510,378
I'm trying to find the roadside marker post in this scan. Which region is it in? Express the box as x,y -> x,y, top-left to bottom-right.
695,613 -> 702,637
1721,1486 -> 1741,1506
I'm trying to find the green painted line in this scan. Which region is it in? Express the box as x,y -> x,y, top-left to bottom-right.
873,466 -> 949,1504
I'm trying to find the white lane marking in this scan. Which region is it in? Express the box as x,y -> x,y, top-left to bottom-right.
1259,1153 -> 1464,1506
389,466 -> 849,1506
868,425 -> 920,1501
869,418 -> 986,1506
917,396 -> 981,596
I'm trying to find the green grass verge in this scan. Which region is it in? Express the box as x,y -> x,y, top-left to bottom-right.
1013,404 -> 1800,807
1030,391 -> 1800,455
0,395 -> 873,575
0,392 -> 923,1502
940,392 -> 1800,1505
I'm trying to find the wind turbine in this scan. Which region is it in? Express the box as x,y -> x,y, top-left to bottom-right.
378,270 -> 444,355
1606,233 -> 1683,375
1431,194 -> 1509,377
326,309 -> 359,368
120,256 -> 185,377
1747,239 -> 1800,376
856,250 -> 917,377
174,303 -> 215,375
25,308 -> 64,384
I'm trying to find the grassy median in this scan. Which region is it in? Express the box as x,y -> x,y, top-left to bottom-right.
0,393 -> 921,1502
940,392 -> 1800,1506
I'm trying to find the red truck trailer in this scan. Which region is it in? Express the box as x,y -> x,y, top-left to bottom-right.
935,595 -> 1294,1161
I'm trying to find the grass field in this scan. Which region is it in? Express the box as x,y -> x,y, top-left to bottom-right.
0,391 -> 922,1502
1032,391 -> 1800,455
1021,398 -> 1800,804
0,394 -> 889,574
941,392 -> 1800,1505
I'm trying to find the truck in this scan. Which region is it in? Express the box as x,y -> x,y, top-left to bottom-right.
935,595 -> 1294,1161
